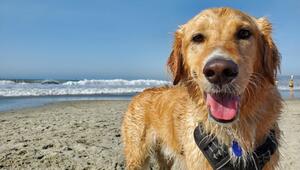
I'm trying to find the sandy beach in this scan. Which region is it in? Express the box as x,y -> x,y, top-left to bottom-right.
0,100 -> 299,169
0,101 -> 129,170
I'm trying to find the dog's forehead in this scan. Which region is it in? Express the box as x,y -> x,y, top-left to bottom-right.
195,8 -> 252,23
183,8 -> 255,33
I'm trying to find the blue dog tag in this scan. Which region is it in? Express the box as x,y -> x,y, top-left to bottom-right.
232,140 -> 242,157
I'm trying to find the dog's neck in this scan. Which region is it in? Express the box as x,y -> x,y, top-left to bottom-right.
193,124 -> 278,170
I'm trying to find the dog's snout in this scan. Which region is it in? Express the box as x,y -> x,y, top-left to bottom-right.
203,58 -> 238,85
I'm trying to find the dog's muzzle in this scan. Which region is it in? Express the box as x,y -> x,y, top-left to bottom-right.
203,57 -> 240,124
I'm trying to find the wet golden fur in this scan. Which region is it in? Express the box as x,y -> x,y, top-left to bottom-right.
122,7 -> 282,170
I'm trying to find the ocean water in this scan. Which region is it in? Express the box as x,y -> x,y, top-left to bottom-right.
0,76 -> 298,112
0,79 -> 169,112
0,95 -> 133,113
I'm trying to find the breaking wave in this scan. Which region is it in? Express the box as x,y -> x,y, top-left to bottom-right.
0,77 -> 298,97
0,79 -> 171,97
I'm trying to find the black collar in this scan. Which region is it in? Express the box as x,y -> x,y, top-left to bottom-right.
194,124 -> 278,170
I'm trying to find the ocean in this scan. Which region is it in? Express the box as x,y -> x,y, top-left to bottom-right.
0,76 -> 299,112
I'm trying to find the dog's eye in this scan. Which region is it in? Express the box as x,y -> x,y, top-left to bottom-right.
192,33 -> 205,43
237,29 -> 251,40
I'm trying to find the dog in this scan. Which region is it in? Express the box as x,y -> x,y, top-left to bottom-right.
122,7 -> 282,170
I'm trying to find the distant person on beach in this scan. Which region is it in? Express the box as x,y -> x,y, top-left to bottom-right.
289,75 -> 295,99
289,75 -> 294,88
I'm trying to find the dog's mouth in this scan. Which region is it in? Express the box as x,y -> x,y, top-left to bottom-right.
205,93 -> 240,124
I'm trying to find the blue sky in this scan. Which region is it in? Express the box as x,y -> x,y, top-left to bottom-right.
0,0 -> 299,80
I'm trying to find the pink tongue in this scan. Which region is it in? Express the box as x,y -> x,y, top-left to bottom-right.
206,94 -> 239,121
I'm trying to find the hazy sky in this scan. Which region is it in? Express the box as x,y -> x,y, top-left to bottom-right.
1,0 -> 299,80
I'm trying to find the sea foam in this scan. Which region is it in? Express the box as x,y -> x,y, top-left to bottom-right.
0,78 -> 298,97
0,79 -> 171,97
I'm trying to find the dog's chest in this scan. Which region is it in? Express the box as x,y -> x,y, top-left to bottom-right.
160,135 -> 210,170
165,112 -> 212,169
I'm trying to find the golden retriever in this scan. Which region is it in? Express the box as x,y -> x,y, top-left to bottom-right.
122,7 -> 282,170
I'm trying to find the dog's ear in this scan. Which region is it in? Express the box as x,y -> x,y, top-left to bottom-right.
167,29 -> 184,85
256,17 -> 281,84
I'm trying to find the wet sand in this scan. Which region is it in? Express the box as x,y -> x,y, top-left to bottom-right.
0,100 -> 299,169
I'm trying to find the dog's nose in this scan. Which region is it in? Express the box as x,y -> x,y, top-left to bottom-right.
203,58 -> 238,85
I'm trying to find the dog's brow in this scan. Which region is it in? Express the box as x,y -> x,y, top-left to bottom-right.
192,12 -> 216,24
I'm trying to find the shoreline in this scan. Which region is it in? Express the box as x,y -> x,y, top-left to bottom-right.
0,93 -> 300,114
0,97 -> 299,114
0,95 -> 133,113
0,99 -> 131,114
0,100 -> 299,169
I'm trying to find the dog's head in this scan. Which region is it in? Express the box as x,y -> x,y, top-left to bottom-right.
167,8 -> 280,124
